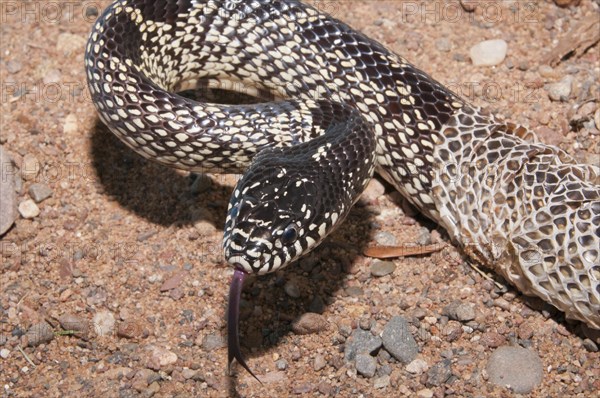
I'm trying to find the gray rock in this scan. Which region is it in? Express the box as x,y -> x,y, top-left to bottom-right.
374,374 -> 390,389
275,359 -> 288,370
6,60 -> 22,74
442,301 -> 476,322
28,183 -> 53,203
486,346 -> 543,394
435,38 -> 452,52
0,146 -> 17,235
202,333 -> 225,351
313,354 -> 326,371
416,227 -> 432,245
344,328 -> 382,362
425,359 -> 452,387
469,39 -> 508,66
355,353 -> 377,378
382,316 -> 418,364
308,295 -> 325,314
370,260 -> 396,277
547,75 -> 573,102
373,231 -> 397,246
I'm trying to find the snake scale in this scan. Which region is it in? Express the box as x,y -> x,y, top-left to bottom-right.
86,0 -> 600,378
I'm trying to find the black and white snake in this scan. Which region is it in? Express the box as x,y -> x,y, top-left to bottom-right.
85,0 -> 600,379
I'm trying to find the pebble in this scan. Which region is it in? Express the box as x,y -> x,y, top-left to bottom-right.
554,0 -> 581,7
0,146 -> 17,235
6,60 -> 22,74
0,348 -> 9,359
434,38 -> 452,52
284,280 -> 301,298
308,295 -> 325,314
373,231 -> 397,246
381,316 -> 418,364
425,359 -> 452,387
344,328 -> 382,362
415,227 -> 432,245
291,313 -> 328,335
361,178 -> 386,202
345,286 -> 364,297
469,39 -> 508,66
43,69 -> 62,85
460,0 -> 478,11
189,173 -> 212,194
275,359 -> 288,370
63,114 -> 79,134
582,338 -> 598,352
442,301 -> 476,322
547,75 -> 573,102
370,260 -> 396,277
58,314 -> 89,335
117,320 -> 143,339
146,346 -> 178,370
355,353 -> 377,378
481,331 -> 506,348
486,346 -> 543,394
160,271 -> 185,292
373,375 -> 390,389
313,354 -> 327,371
417,388 -> 434,398
202,333 -> 225,351
18,199 -> 40,219
21,154 -> 40,181
406,358 -> 429,374
93,310 -> 116,337
25,322 -> 54,347
28,183 -> 53,203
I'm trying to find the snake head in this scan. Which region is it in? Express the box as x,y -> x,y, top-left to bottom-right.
223,154 -> 328,275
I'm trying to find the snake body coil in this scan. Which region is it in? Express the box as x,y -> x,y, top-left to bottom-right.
86,0 -> 600,372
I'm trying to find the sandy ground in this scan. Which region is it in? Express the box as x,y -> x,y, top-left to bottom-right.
1,0 -> 599,397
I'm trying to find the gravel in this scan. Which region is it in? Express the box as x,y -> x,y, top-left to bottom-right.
425,359 -> 452,387
381,316 -> 418,364
406,358 -> 429,374
442,301 -> 476,322
201,334 -> 225,351
291,313 -> 328,335
486,346 -> 543,394
547,75 -> 574,101
18,199 -> 40,219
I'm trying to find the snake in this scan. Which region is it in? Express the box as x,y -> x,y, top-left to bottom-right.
86,0 -> 600,379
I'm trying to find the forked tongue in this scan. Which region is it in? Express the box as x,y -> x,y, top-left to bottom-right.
228,268 -> 262,383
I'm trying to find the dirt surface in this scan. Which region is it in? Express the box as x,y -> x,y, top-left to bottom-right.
1,1 -> 599,397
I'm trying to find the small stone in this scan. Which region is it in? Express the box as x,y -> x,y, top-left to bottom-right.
117,320 -> 143,339
313,354 -> 326,371
275,359 -> 288,370
370,260 -> 396,277
43,69 -> 62,85
373,231 -> 397,246
355,353 -> 377,378
344,328 -> 383,362
284,280 -> 301,298
58,314 -> 89,336
93,310 -> 116,337
416,227 -> 432,245
181,368 -> 198,380
291,313 -> 328,335
469,39 -> 508,66
361,178 -> 386,202
486,346 -> 543,394
435,38 -> 452,52
345,286 -> 364,297
28,183 -> 53,203
442,301 -> 476,322
0,146 -> 17,235
308,295 -> 325,314
6,60 -> 22,74
517,322 -> 534,340
201,334 -> 225,351
554,0 -> 581,7
460,0 -> 478,11
547,75 -> 573,102
426,359 -> 452,387
18,199 -> 40,219
146,346 -> 178,370
25,322 -> 54,347
417,388 -> 434,398
21,154 -> 40,181
160,271 -> 185,292
374,375 -> 390,389
85,5 -> 99,17
0,349 -> 9,359
582,338 -> 598,352
382,316 -> 418,364
481,332 -> 505,348
406,358 -> 429,374
63,114 -> 79,134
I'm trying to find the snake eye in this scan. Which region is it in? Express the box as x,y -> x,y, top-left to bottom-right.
281,223 -> 298,244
